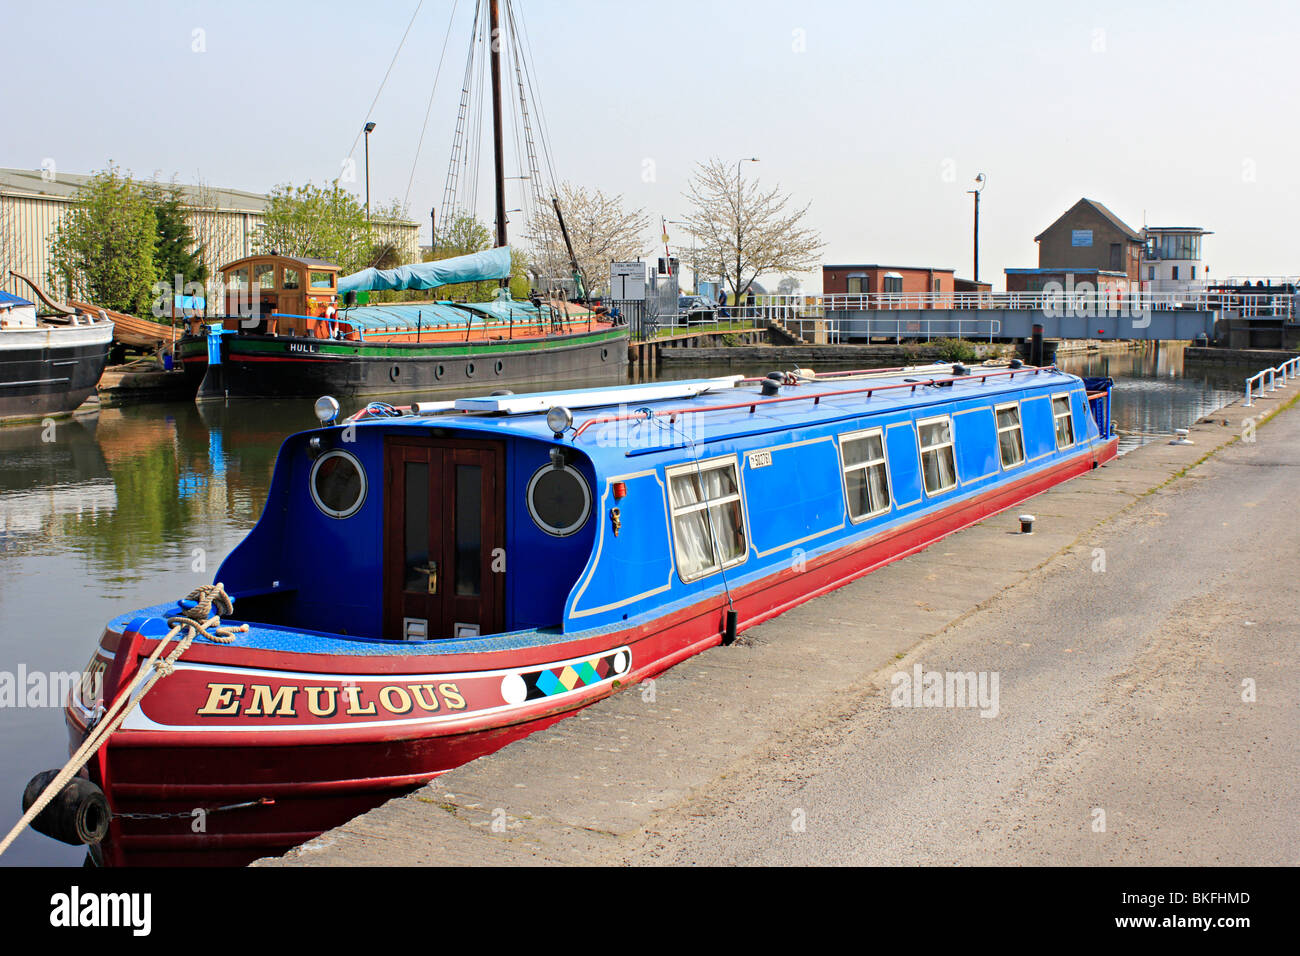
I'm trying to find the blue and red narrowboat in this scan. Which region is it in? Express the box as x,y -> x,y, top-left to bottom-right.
56,361 -> 1116,865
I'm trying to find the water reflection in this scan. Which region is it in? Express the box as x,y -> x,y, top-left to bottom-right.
0,399 -> 320,865
1056,344 -> 1247,453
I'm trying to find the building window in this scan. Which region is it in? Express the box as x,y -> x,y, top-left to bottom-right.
1190,266 -> 1196,280
839,428 -> 891,521
995,403 -> 1025,468
1109,244 -> 1122,270
883,275 -> 903,295
916,416 -> 958,495
1171,266 -> 1179,281
1052,395 -> 1075,449
666,457 -> 748,582
1155,234 -> 1201,260
1148,266 -> 1155,280
847,276 -> 867,294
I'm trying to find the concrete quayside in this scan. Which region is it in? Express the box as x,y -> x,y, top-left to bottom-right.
262,376 -> 1299,866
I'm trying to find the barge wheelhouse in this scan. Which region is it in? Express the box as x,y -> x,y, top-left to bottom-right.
65,362 -> 1116,865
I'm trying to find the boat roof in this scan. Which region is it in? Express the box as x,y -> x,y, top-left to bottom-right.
0,290 -> 33,309
346,364 -> 1082,457
338,295 -> 572,332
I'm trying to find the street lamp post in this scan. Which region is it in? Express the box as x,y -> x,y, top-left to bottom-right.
968,172 -> 986,283
735,156 -> 758,312
364,122 -> 377,221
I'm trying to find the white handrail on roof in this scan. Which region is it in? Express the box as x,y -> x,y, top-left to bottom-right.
451,376 -> 745,415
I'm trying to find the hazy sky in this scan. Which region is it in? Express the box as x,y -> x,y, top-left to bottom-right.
3,0 -> 1296,290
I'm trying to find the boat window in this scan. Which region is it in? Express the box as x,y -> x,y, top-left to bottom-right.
995,403 -> 1026,468
282,267 -> 301,290
839,428 -> 891,521
455,464 -> 482,596
403,462 -> 430,592
309,449 -> 367,519
667,457 -> 748,582
527,463 -> 591,537
1052,395 -> 1075,449
226,266 -> 249,291
917,416 -> 958,495
310,271 -> 334,289
253,262 -> 275,293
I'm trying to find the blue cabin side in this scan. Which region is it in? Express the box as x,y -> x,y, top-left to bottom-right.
214,369 -> 1109,646
561,372 -> 1106,633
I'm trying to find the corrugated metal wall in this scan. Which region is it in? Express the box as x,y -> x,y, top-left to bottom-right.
0,191 -> 418,311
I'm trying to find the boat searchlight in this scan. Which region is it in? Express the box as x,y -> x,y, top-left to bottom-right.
315,395 -> 341,426
546,405 -> 573,439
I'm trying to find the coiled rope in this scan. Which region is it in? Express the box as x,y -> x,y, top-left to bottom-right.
0,584 -> 249,858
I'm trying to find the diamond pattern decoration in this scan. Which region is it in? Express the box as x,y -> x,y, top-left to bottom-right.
518,649 -> 630,702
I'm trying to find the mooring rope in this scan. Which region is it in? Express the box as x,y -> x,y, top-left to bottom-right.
0,584 -> 249,858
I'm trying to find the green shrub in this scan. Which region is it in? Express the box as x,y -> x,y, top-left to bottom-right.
934,337 -> 978,363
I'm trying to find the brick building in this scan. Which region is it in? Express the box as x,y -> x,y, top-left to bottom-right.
822,264 -> 955,304
1033,198 -> 1144,284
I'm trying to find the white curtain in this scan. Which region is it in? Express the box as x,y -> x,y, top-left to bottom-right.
671,473 -> 716,579
670,465 -> 745,578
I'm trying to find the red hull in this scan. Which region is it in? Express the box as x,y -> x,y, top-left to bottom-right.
72,438 -> 1116,866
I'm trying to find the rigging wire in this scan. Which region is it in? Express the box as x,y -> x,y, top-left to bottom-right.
343,0 -> 426,164
403,0 -> 462,217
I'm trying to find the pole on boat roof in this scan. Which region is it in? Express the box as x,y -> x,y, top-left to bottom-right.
489,0 -> 508,255
551,197 -> 588,302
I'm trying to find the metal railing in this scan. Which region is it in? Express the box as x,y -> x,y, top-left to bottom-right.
816,290 -> 1297,317
784,314 -> 1002,344
619,287 -> 1300,345
1244,356 -> 1300,407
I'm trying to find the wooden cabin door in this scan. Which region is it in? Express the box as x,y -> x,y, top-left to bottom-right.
383,438 -> 505,641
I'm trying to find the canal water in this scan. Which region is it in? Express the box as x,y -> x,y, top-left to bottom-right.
0,343 -> 1253,864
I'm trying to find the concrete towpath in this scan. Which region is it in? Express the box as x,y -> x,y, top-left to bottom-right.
261,386 -> 1299,866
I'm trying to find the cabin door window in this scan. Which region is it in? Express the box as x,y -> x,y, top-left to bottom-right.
666,457 -> 748,582
384,439 -> 504,640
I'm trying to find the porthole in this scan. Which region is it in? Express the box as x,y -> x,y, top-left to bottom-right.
435,364 -> 445,380
601,347 -> 609,361
309,449 -> 367,519
526,463 -> 591,537
466,362 -> 476,377
494,359 -> 504,374
389,365 -> 401,382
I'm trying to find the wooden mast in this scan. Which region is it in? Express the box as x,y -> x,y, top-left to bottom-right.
489,0 -> 507,251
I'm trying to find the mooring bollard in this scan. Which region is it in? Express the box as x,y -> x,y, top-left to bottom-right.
1019,514 -> 1035,534
1170,428 -> 1194,445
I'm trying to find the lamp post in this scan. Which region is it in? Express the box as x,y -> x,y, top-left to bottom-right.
968,172 -> 986,283
363,121 -> 377,221
734,157 -> 758,309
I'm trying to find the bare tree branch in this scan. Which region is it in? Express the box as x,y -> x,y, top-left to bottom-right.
681,158 -> 824,301
526,182 -> 652,297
